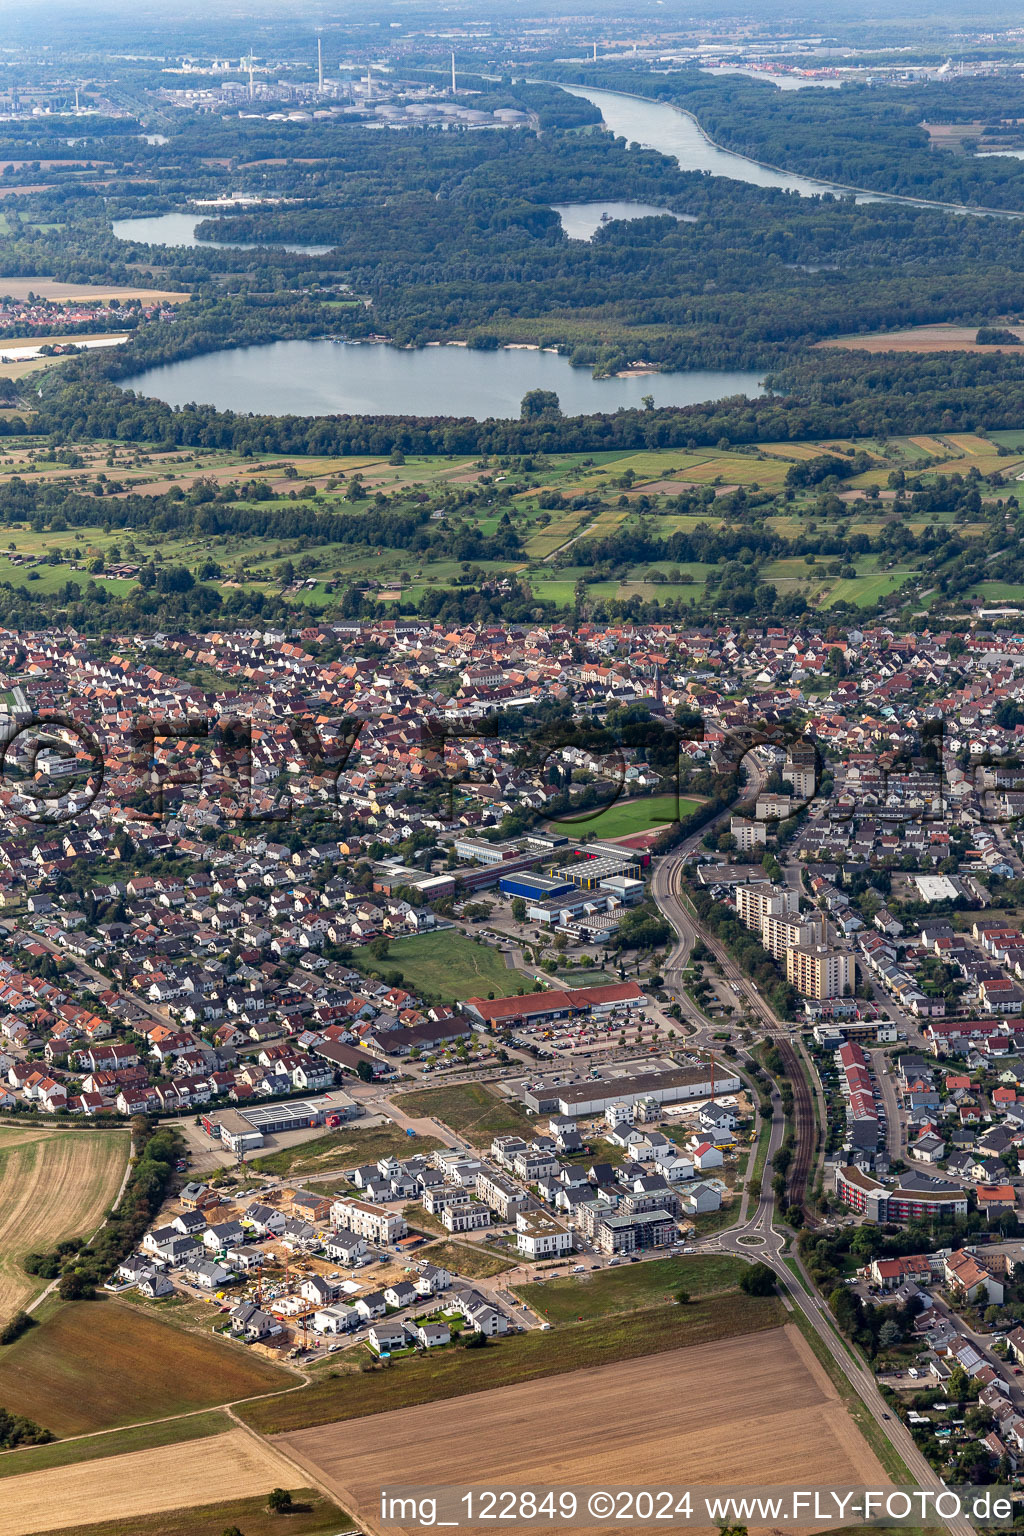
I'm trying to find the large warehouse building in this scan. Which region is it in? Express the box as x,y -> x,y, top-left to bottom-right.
522,1063 -> 741,1117
465,979 -> 645,1028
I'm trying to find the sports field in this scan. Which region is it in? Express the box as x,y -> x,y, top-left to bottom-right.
275,1326 -> 884,1536
358,929 -> 528,1003
0,1300 -> 290,1435
552,793 -> 700,839
0,1125 -> 129,1322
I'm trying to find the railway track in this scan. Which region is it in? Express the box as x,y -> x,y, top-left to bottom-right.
775,1037 -> 817,1219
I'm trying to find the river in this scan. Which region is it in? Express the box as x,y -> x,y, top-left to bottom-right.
111,212 -> 332,256
120,339 -> 764,420
559,83 -> 1022,217
559,84 -> 860,197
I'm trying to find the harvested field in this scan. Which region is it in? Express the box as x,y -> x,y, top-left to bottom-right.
0,1125 -> 129,1322
0,1300 -> 291,1435
25,1489 -> 350,1536
0,1429 -> 302,1536
0,279 -> 187,303
276,1326 -> 885,1536
816,323 -> 1024,353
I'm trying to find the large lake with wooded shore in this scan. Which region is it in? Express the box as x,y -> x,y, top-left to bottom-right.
111,212 -> 332,255
120,340 -> 764,420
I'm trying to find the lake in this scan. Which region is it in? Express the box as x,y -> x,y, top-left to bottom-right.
699,67 -> 842,91
552,200 -> 696,240
120,340 -> 764,420
111,212 -> 332,256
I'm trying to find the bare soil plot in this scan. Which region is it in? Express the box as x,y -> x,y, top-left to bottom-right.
277,1325 -> 884,1536
0,1125 -> 129,1322
0,1429 -> 302,1536
0,279 -> 187,304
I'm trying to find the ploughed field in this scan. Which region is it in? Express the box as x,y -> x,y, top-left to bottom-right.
275,1326 -> 885,1536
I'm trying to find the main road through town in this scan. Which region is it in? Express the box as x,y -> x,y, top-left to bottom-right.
649,782 -> 975,1535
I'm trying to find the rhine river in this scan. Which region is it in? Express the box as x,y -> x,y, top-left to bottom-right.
558,84 -> 868,197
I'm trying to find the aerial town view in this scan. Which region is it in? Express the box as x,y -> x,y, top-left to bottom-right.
10,0 -> 1024,1533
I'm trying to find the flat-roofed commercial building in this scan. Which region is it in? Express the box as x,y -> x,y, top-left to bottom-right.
466,980 -> 645,1029
524,1064 -> 740,1118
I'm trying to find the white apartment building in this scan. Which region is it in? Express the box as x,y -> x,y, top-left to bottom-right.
735,882 -> 799,932
442,1203 -> 492,1233
515,1208 -> 573,1259
761,912 -> 818,962
730,817 -> 767,852
330,1197 -> 407,1246
786,946 -> 854,1000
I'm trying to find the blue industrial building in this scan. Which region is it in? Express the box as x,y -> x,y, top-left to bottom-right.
499,872 -> 573,901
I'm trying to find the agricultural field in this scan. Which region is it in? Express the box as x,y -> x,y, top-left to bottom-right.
554,792 -> 701,840
392,1082 -> 536,1145
273,1325 -> 882,1535
358,929 -> 528,1004
0,1125 -> 129,1322
0,1429 -> 307,1536
0,1411 -> 230,1481
0,280 -> 187,304
0,1300 -> 291,1435
967,581 -> 1024,603
250,1124 -> 444,1179
22,1491 -> 350,1536
816,322 -> 1024,352
240,1294 -> 785,1434
515,1254 -> 746,1321
0,430 -> 1012,617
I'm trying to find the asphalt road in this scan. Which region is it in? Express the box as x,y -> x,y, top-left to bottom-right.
646,785 -> 976,1534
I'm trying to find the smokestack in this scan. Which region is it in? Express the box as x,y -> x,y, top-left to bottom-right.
593,41 -> 597,61
451,51 -> 456,94
317,36 -> 323,93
